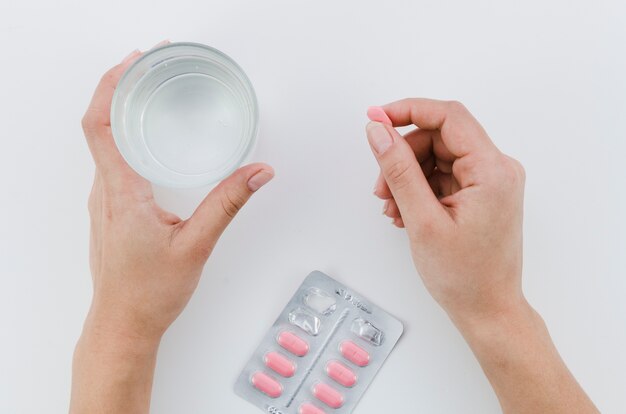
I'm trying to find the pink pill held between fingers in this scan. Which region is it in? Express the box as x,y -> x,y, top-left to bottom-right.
277,331 -> 309,357
326,360 -> 357,387
340,340 -> 370,367
251,371 -> 283,398
367,106 -> 392,125
299,402 -> 326,414
264,351 -> 296,378
313,382 -> 344,409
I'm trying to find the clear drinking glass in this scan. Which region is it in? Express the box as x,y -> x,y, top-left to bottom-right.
111,42 -> 258,188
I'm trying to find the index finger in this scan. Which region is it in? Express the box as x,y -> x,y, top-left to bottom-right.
82,50 -> 141,136
382,98 -> 496,158
81,50 -> 142,182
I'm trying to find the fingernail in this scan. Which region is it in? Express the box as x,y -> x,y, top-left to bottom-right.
247,170 -> 274,192
367,106 -> 392,125
152,39 -> 171,49
373,185 -> 378,195
367,122 -> 393,155
122,49 -> 140,63
382,200 -> 389,215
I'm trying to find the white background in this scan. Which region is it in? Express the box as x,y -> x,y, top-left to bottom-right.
1,0 -> 625,413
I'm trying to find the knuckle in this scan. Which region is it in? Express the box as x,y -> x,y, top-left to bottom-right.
509,157 -> 526,182
220,189 -> 247,219
385,159 -> 414,188
492,156 -> 525,190
446,100 -> 467,114
503,156 -> 525,184
450,157 -> 464,175
81,113 -> 94,134
81,108 -> 105,136
455,152 -> 492,185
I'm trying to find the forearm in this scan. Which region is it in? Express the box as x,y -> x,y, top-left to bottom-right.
452,299 -> 598,414
70,310 -> 160,414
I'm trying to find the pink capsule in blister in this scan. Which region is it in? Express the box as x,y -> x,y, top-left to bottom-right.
340,340 -> 370,367
313,382 -> 344,408
251,371 -> 282,398
326,360 -> 357,387
277,331 -> 309,357
299,402 -> 326,414
264,351 -> 296,378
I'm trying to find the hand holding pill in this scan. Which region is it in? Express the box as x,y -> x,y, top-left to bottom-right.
366,99 -> 598,413
367,100 -> 525,323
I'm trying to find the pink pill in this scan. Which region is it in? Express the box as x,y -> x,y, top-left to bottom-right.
326,360 -> 357,387
367,106 -> 393,125
264,351 -> 296,378
277,331 -> 309,357
251,371 -> 282,398
340,340 -> 370,367
299,402 -> 326,414
313,382 -> 344,409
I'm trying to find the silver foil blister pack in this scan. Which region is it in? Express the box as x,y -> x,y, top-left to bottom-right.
234,271 -> 404,414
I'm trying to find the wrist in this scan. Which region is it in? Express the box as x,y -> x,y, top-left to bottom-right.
86,291 -> 168,344
449,296 -> 546,352
435,266 -> 531,338
444,294 -> 599,413
80,301 -> 163,355
71,304 -> 161,414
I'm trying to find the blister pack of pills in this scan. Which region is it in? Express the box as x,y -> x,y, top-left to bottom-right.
234,271 -> 404,414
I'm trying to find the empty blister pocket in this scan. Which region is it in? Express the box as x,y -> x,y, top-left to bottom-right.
289,308 -> 322,336
304,288 -> 337,315
351,318 -> 384,346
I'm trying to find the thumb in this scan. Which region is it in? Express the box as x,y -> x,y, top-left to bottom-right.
366,121 -> 444,229
181,163 -> 274,254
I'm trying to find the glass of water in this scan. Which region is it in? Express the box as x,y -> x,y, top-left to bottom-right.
111,42 -> 258,188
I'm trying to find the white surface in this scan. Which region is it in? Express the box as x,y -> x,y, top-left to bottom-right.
1,1 -> 625,413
